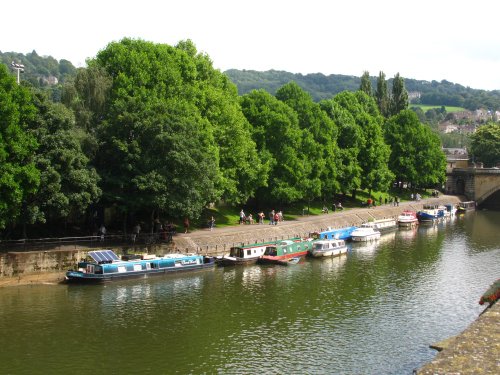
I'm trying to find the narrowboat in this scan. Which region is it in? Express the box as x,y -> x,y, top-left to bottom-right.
217,238 -> 301,266
417,204 -> 445,223
359,218 -> 397,232
397,210 -> 419,227
65,250 -> 215,283
350,227 -> 381,242
258,239 -> 313,265
457,201 -> 475,214
309,239 -> 348,258
311,226 -> 358,241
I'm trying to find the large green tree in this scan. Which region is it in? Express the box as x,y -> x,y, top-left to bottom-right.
0,64 -> 40,231
385,110 -> 446,188
333,91 -> 393,195
275,82 -> 339,201
359,71 -> 372,96
92,39 -> 221,222
176,40 -> 266,204
21,89 -> 101,233
389,73 -> 409,116
320,97 -> 363,196
240,89 -> 305,203
469,122 -> 500,167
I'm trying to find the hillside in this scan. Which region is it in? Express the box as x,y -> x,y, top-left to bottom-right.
0,50 -> 77,101
225,69 -> 500,111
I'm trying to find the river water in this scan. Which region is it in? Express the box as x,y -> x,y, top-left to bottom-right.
1,211 -> 499,374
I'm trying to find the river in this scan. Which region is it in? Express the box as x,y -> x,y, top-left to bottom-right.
1,210 -> 499,374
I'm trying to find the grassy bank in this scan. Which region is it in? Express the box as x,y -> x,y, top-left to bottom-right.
193,188 -> 439,230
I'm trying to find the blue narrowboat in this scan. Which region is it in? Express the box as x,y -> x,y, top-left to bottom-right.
311,226 -> 358,241
65,250 -> 215,283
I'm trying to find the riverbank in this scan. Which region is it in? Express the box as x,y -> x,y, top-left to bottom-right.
417,301 -> 500,374
0,195 -> 460,287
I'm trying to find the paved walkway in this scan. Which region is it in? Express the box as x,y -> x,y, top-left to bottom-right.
173,196 -> 459,252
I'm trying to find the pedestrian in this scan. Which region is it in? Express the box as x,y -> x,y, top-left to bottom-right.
239,209 -> 245,225
411,193 -> 414,200
132,223 -> 141,243
379,196 -> 382,206
396,197 -> 400,206
274,212 -> 279,225
99,224 -> 106,242
209,216 -> 215,231
183,217 -> 190,233
258,211 -> 265,224
269,210 -> 275,225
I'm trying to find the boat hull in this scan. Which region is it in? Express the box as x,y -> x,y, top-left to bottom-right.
310,247 -> 348,257
65,259 -> 216,284
258,250 -> 309,265
351,234 -> 380,242
217,256 -> 259,266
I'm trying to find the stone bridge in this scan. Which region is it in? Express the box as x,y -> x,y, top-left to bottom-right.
446,167 -> 500,207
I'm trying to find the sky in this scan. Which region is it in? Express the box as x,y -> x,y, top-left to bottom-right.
2,0 -> 500,90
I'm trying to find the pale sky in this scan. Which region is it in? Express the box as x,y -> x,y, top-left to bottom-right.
2,0 -> 500,90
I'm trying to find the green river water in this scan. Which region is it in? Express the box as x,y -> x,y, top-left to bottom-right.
1,210 -> 499,374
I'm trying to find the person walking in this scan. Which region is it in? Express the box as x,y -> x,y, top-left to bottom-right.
269,210 -> 275,225
183,217 -> 190,233
209,216 -> 215,231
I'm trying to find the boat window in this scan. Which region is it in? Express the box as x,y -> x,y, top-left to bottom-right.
264,247 -> 277,256
229,247 -> 239,257
246,250 -> 252,256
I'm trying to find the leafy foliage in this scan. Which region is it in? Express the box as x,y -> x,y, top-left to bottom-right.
0,64 -> 40,229
469,123 -> 500,167
241,89 -> 306,203
385,110 -> 446,187
22,89 -> 101,227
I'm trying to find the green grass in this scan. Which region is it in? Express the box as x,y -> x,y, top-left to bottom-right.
411,104 -> 465,113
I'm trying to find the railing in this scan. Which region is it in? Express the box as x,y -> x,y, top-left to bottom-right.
0,232 -> 175,253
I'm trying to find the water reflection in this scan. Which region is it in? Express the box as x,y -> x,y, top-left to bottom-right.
1,211 -> 499,375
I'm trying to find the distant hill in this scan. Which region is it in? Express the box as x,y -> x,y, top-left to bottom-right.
225,69 -> 500,111
0,50 -> 77,101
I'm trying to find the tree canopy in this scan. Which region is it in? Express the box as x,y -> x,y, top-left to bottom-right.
0,64 -> 40,230
469,123 -> 500,167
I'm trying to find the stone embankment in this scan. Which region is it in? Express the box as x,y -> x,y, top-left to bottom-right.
0,196 -> 459,286
417,301 -> 500,374
174,198 -> 459,254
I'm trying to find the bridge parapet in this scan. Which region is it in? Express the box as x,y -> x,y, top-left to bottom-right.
447,167 -> 500,204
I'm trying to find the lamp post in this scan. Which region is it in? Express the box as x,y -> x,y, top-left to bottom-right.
11,61 -> 25,84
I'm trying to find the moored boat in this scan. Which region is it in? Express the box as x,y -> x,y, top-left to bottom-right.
217,238 -> 300,266
417,204 -> 444,223
457,201 -> 475,214
443,203 -> 457,217
397,210 -> 419,227
350,227 -> 381,242
65,250 -> 215,283
309,239 -> 348,258
311,226 -> 358,241
258,239 -> 313,265
360,218 -> 397,232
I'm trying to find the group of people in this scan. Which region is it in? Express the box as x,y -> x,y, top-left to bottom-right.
238,209 -> 283,225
